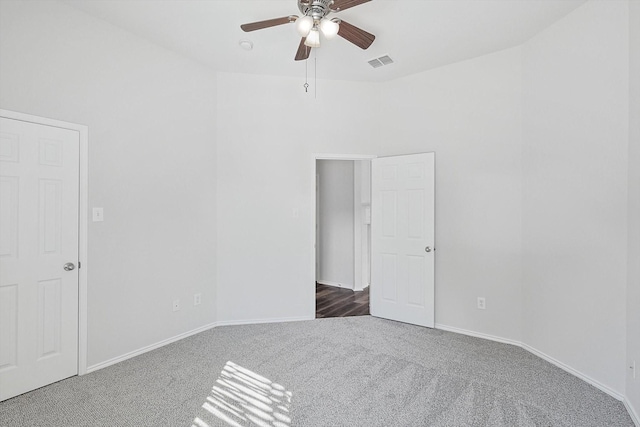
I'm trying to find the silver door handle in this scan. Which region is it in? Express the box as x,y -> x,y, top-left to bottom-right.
425,246 -> 433,253
63,262 -> 76,271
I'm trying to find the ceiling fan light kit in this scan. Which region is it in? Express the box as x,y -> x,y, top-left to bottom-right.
305,27 -> 321,48
319,18 -> 340,39
297,17 -> 339,42
296,15 -> 314,37
240,0 -> 375,61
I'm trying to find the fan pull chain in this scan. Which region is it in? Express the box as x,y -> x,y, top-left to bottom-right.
314,55 -> 317,99
304,56 -> 309,93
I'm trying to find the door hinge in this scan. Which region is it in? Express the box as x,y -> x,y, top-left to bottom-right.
78,261 -> 81,269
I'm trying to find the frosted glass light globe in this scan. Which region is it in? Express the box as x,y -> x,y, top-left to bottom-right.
304,27 -> 320,48
320,18 -> 339,39
296,16 -> 314,37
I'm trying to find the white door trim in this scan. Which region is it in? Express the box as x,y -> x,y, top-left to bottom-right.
1,109 -> 89,376
311,154 -> 377,317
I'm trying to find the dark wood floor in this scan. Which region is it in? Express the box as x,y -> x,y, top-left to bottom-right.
316,283 -> 370,318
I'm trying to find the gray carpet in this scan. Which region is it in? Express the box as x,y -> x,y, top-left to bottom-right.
0,316 -> 634,426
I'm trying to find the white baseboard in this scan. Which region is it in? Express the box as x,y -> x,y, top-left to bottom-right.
520,343 -> 624,401
86,321 -> 218,373
435,323 -> 521,347
354,283 -> 370,292
317,280 -> 368,292
215,315 -> 314,327
624,398 -> 640,427
435,323 -> 625,402
86,316 -> 314,374
316,280 -> 352,289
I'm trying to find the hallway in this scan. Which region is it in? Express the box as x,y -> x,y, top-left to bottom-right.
315,283 -> 370,318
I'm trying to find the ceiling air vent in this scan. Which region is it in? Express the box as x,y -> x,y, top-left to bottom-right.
368,55 -> 394,69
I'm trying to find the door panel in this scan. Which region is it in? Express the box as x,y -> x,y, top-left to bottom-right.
0,117 -> 79,401
371,153 -> 435,328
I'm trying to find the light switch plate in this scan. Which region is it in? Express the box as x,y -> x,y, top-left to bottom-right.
92,207 -> 104,222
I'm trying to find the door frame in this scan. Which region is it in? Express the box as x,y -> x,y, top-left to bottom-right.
310,154 -> 376,317
1,109 -> 89,375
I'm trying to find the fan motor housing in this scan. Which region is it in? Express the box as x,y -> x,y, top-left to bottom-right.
298,0 -> 334,19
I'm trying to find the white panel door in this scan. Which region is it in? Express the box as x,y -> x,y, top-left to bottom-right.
0,117 -> 79,401
371,153 -> 435,327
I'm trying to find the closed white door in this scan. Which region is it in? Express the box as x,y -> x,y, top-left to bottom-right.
0,117 -> 79,401
371,153 -> 435,327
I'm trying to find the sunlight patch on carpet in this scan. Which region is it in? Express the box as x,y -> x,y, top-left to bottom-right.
191,361 -> 292,427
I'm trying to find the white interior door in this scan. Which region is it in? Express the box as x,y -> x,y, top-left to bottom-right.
371,153 -> 435,327
0,117 -> 79,401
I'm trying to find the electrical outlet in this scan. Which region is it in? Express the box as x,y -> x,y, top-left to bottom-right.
632,361 -> 636,380
477,297 -> 486,310
172,299 -> 180,312
194,293 -> 201,306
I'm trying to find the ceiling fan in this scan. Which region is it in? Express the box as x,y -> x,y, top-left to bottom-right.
240,0 -> 375,61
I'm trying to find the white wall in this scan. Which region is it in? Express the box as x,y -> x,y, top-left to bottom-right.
627,0 -> 640,419
379,48 -> 524,342
317,160 -> 355,289
215,53 -> 523,332
521,0 -> 629,395
216,72 -> 380,323
0,0 -> 218,366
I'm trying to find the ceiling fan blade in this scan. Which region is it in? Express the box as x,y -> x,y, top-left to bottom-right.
331,0 -> 371,12
241,16 -> 297,32
295,38 -> 312,61
337,20 -> 375,50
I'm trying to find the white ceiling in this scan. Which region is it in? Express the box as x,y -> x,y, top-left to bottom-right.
63,0 -> 586,82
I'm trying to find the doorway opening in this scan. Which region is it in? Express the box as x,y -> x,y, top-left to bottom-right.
315,158 -> 372,318
311,152 -> 436,327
